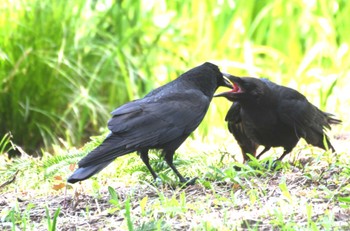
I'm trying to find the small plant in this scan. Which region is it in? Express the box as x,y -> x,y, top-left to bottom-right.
45,206 -> 60,231
279,177 -> 293,204
135,220 -> 170,231
139,196 -> 148,217
0,132 -> 13,155
107,186 -> 121,214
338,196 -> 350,209
4,202 -> 35,231
124,197 -> 134,231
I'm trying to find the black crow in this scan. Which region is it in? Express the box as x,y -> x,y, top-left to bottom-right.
68,62 -> 231,184
224,101 -> 259,162
215,74 -> 341,162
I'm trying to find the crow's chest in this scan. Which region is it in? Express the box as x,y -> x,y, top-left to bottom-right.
241,108 -> 297,147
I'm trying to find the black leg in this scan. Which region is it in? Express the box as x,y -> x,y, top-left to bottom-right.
328,141 -> 336,153
163,150 -> 197,185
277,148 -> 292,161
163,150 -> 185,182
242,151 -> 254,163
256,146 -> 271,159
319,136 -> 336,153
139,149 -> 158,180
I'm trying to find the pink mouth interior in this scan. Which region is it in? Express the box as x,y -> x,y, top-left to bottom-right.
231,82 -> 240,93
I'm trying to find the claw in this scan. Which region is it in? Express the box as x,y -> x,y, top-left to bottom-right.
151,177 -> 163,187
181,177 -> 198,186
261,160 -> 282,170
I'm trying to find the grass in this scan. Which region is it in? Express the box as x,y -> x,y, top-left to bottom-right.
1,0 -> 349,153
1,0 -> 350,230
1,134 -> 350,230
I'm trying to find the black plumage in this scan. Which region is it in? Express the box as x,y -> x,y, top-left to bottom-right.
68,62 -> 230,184
215,74 -> 341,162
225,101 -> 259,161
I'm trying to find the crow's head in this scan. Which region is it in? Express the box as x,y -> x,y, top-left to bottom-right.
199,62 -> 232,89
214,73 -> 268,102
182,62 -> 233,97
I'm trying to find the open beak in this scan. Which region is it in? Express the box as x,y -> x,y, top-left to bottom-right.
214,91 -> 229,97
215,73 -> 241,97
223,74 -> 233,89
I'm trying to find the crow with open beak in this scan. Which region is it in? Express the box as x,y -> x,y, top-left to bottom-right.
215,73 -> 341,163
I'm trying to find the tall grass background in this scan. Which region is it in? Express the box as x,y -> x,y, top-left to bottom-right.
1,0 -> 349,155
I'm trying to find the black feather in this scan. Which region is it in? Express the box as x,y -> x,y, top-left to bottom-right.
217,74 -> 341,162
68,62 -> 229,184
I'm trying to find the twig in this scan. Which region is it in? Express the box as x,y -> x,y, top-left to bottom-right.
0,170 -> 19,189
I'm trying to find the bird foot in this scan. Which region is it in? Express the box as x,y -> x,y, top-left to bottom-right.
180,177 -> 198,186
232,160 -> 282,171
262,160 -> 282,170
272,160 -> 283,169
232,162 -> 254,171
151,177 -> 163,187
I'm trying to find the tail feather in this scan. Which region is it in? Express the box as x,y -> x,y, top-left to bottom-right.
67,134 -> 135,183
324,112 -> 341,125
78,134 -> 135,167
67,161 -> 113,183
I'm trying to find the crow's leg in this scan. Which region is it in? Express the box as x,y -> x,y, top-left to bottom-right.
327,141 -> 336,153
256,146 -> 271,159
163,150 -> 186,182
277,148 -> 292,162
164,150 -> 197,185
264,148 -> 292,169
317,136 -> 336,153
242,151 -> 256,163
139,149 -> 159,180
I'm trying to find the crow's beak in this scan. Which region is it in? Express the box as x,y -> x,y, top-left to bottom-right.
214,91 -> 229,98
214,73 -> 242,98
215,73 -> 234,97
222,72 -> 239,82
223,73 -> 233,89
222,72 -> 231,78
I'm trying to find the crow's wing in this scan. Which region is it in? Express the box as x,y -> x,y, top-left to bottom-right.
109,90 -> 210,139
276,87 -> 326,138
225,101 -> 241,123
79,89 -> 210,166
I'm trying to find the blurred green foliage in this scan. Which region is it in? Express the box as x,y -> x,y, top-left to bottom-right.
0,0 -> 348,154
